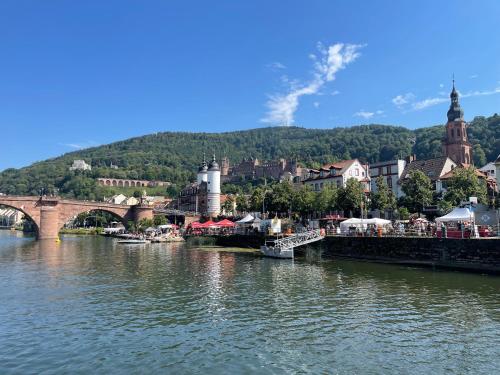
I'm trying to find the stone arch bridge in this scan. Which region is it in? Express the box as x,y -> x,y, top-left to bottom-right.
0,195 -> 153,240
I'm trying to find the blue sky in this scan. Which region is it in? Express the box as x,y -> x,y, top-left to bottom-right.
1,0 -> 499,170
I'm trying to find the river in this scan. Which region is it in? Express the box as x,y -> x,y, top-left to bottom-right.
0,231 -> 499,374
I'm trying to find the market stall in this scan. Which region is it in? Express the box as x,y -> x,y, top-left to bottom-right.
435,207 -> 476,238
339,218 -> 392,235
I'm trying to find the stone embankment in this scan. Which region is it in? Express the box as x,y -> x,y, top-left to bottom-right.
213,234 -> 500,274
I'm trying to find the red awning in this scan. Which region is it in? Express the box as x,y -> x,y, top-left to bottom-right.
215,219 -> 235,227
201,220 -> 216,228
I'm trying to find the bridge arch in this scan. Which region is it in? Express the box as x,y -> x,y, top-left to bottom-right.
0,203 -> 40,236
59,207 -> 130,234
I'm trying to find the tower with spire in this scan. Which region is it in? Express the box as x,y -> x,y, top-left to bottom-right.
196,154 -> 208,185
442,79 -> 473,166
206,154 -> 221,217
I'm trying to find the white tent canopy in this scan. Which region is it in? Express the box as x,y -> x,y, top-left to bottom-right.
435,207 -> 474,224
340,218 -> 392,234
236,214 -> 255,224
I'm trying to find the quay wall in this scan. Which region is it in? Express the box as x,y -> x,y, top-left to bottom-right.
213,234 -> 500,274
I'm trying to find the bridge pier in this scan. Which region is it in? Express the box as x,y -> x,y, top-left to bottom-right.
133,205 -> 154,223
38,207 -> 60,240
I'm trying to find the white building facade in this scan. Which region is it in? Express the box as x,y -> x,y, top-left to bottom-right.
479,161 -> 497,181
69,160 -> 92,171
369,159 -> 406,198
304,159 -> 370,193
0,208 -> 23,227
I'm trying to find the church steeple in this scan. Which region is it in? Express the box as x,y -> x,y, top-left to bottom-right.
442,79 -> 472,166
447,78 -> 464,122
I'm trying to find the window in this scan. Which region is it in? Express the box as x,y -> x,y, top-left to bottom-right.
451,129 -> 454,138
336,180 -> 341,187
355,169 -> 359,176
330,169 -> 336,176
378,167 -> 383,176
457,129 -> 461,137
349,170 -> 353,176
387,177 -> 392,188
320,183 -> 323,189
387,165 -> 391,174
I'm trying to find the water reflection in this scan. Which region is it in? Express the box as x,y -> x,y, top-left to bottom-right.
0,231 -> 499,374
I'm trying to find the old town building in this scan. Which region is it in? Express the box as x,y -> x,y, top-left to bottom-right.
304,159 -> 370,193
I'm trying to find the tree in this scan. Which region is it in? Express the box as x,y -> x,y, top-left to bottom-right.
371,176 -> 396,211
437,199 -> 453,215
153,215 -> 168,226
442,167 -> 488,206
250,186 -> 265,212
137,218 -> 153,232
338,178 -> 365,215
222,195 -> 236,214
235,194 -> 250,213
292,185 -> 315,217
267,182 -> 294,214
314,184 -> 339,214
401,170 -> 433,213
127,221 -> 136,232
397,207 -> 410,220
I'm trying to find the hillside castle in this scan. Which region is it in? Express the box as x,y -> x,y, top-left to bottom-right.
220,157 -> 307,182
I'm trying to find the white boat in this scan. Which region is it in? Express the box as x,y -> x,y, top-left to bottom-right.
117,239 -> 150,244
260,243 -> 294,259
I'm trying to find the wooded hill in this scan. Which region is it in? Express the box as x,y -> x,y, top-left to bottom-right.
0,114 -> 498,200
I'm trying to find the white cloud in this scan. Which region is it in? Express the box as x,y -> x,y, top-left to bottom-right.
412,86 -> 500,110
439,83 -> 444,88
461,87 -> 500,98
353,109 -> 384,119
60,141 -> 98,150
412,97 -> 448,110
391,92 -> 414,107
261,42 -> 364,125
469,74 -> 478,79
313,101 -> 320,108
331,90 -> 340,96
268,62 -> 286,70
354,111 -> 374,119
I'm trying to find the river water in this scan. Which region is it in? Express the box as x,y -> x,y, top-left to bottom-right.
0,231 -> 499,374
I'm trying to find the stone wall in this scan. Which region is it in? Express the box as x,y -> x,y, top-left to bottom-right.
318,236 -> 500,273
214,234 -> 500,274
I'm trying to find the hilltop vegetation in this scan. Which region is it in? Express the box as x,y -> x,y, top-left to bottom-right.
0,114 -> 498,200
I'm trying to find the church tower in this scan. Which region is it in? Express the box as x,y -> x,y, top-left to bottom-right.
442,80 -> 473,166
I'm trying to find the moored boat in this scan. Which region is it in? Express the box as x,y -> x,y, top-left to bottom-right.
117,239 -> 150,244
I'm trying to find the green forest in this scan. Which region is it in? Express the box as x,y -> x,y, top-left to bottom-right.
0,114 -> 498,200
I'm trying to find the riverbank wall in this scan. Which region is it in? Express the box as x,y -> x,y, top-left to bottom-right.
213,234 -> 500,274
